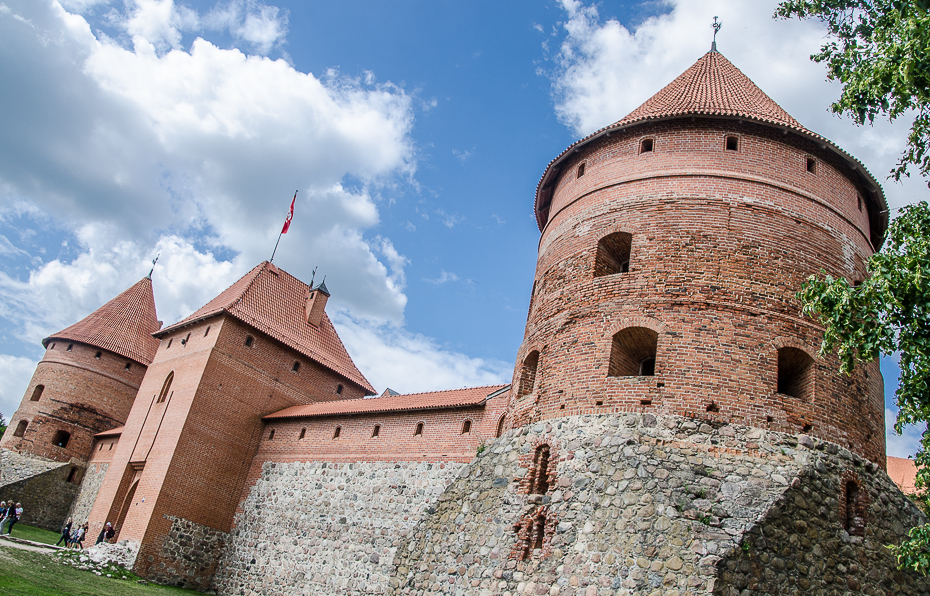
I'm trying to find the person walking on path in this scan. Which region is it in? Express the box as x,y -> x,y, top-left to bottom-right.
56,518 -> 73,546
70,523 -> 87,549
0,501 -> 8,534
95,522 -> 114,545
3,503 -> 22,535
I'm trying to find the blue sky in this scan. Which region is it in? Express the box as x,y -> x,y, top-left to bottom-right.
0,0 -> 925,456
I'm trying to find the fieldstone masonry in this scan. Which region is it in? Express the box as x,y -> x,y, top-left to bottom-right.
68,462 -> 109,525
213,460 -> 467,595
147,515 -> 229,590
387,413 -> 927,596
0,448 -> 81,530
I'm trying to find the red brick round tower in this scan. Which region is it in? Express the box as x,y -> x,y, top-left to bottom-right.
1,276 -> 161,463
509,50 -> 888,466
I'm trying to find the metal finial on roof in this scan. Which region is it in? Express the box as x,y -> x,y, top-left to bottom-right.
147,254 -> 160,279
711,16 -> 722,52
309,266 -> 318,288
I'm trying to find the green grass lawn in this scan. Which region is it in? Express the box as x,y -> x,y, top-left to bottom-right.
6,524 -> 62,546
0,541 -> 201,595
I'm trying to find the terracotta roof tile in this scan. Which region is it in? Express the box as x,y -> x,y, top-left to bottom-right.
533,50 -> 888,239
887,456 -> 918,495
264,384 -> 509,420
43,277 -> 161,365
95,426 -> 124,437
159,262 -> 375,395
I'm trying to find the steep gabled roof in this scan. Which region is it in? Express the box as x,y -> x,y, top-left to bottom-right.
158,262 -> 375,395
887,456 -> 918,495
534,50 -> 888,243
44,277 -> 161,365
264,384 -> 509,420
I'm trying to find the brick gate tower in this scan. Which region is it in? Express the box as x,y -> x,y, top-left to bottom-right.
509,48 -> 887,465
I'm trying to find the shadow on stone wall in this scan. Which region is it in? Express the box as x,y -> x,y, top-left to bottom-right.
0,451 -> 82,531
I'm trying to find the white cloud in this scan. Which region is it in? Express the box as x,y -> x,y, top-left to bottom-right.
550,0 -> 925,210
204,0 -> 288,54
424,270 -> 459,285
886,408 -> 926,458
0,355 -> 37,422
332,311 -> 511,395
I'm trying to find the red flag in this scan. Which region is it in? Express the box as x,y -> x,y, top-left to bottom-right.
281,191 -> 297,234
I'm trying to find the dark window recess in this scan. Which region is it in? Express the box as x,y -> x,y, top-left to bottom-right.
167,339 -> 172,348
67,344 -> 73,351
533,516 -> 546,549
30,385 -> 44,402
609,327 -> 658,377
95,351 -> 102,359
844,480 -> 866,536
125,362 -> 132,370
594,232 -> 632,277
181,333 -> 190,345
13,420 -> 28,437
157,372 -> 174,403
98,443 -> 104,451
414,422 -> 424,436
66,467 -> 79,484
528,444 -> 551,495
461,420 -> 471,434
52,430 -> 71,448
298,428 -> 306,440
50,343 -> 55,349
333,427 -> 341,439
372,425 -> 380,438
577,162 -> 586,178
857,194 -> 863,211
777,347 -> 815,400
806,157 -> 817,173
725,136 -> 739,151
496,416 -> 506,438
204,326 -> 211,337
269,429 -> 276,440
108,442 -> 113,450
640,138 -> 654,153
336,384 -> 343,395
706,402 -> 720,413
244,335 -> 254,347
292,361 -> 300,372
517,351 -> 540,397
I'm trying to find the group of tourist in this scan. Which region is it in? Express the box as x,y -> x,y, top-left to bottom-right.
0,501 -> 23,535
54,518 -> 115,549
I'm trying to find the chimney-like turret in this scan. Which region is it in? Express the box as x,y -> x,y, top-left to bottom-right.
305,280 -> 330,327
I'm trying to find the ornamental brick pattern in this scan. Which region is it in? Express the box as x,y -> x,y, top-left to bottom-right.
511,51 -> 887,467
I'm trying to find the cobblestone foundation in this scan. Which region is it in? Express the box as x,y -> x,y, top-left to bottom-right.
144,515 -> 228,591
388,413 -> 926,596
213,460 -> 466,595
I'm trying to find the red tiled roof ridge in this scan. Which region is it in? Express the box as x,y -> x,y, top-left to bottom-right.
265,383 -> 509,420
43,277 -> 161,365
95,426 -> 125,437
158,262 -> 375,394
532,50 -> 888,238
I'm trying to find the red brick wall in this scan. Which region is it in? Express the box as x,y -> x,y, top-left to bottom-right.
511,119 -> 885,466
88,435 -> 121,466
1,341 -> 146,463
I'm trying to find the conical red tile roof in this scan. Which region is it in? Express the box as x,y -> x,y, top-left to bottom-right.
159,262 -> 376,395
533,50 -> 888,239
44,277 -> 161,365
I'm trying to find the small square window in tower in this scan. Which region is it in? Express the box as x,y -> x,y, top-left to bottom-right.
414,422 -> 424,436
777,347 -> 815,400
576,162 -> 586,178
517,351 -> 539,397
372,424 -> 380,438
52,430 -> 71,448
594,232 -> 632,277
726,136 -> 739,151
461,420 -> 471,434
608,327 -> 658,377
640,138 -> 654,153
806,157 -> 817,173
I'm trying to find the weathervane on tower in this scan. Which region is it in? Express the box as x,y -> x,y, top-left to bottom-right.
711,16 -> 722,52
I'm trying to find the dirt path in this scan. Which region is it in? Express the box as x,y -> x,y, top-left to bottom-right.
0,535 -> 62,553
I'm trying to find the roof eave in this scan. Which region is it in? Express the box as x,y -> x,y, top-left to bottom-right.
263,400 -> 488,421
533,114 -> 889,248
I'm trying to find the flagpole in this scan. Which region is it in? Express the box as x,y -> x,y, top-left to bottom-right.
270,190 -> 298,263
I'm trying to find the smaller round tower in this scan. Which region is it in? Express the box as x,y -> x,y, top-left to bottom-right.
1,276 -> 161,463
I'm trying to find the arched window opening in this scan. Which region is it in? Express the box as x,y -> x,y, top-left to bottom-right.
125,362 -> 132,370
30,385 -> 44,402
13,420 -> 28,437
66,344 -> 73,351
372,424 -> 380,438
640,138 -> 654,153
268,429 -> 276,440
777,347 -> 815,400
336,384 -> 343,395
414,422 -> 424,436
52,430 -> 71,448
333,426 -> 341,439
156,372 -> 174,403
298,428 -> 306,440
577,162 -> 586,178
496,415 -> 506,438
244,335 -> 254,347
292,361 -> 301,372
594,232 -> 632,277
533,515 -> 546,550
461,420 -> 472,434
529,444 -> 551,495
95,351 -> 102,359
609,327 -> 658,377
517,351 -> 540,397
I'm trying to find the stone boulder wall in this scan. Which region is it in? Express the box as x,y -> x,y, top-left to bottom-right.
0,448 -> 81,530
388,413 -> 926,596
213,460 -> 467,595
68,462 -> 109,525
